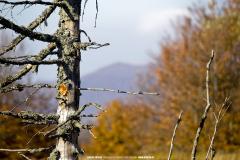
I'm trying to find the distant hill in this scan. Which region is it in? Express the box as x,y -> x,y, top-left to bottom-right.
80,62 -> 147,107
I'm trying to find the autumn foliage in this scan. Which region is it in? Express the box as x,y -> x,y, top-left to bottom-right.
0,106 -> 54,160
84,100 -> 162,156
85,0 -> 240,156
149,0 -> 240,151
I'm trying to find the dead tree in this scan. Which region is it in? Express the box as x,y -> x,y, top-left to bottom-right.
191,51 -> 231,160
0,0 -> 160,159
191,51 -> 215,160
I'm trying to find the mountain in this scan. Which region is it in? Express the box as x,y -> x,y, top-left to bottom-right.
80,63 -> 147,107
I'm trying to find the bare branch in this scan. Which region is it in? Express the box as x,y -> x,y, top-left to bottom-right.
0,0 -> 62,6
22,120 -> 56,125
0,110 -> 59,124
167,111 -> 183,160
18,153 -> 31,160
74,42 -> 110,50
26,126 -> 49,145
72,122 -> 94,130
0,83 -> 54,93
205,98 -> 231,160
0,43 -> 56,88
0,57 -> 63,65
75,102 -> 104,115
81,0 -> 89,21
89,129 -> 97,139
49,122 -> 94,139
0,5 -> 56,56
1,84 -> 161,96
80,114 -> 98,118
191,50 -> 215,160
80,87 -> 160,96
94,0 -> 99,27
0,147 -> 53,153
81,0 -> 99,27
23,88 -> 41,107
4,55 -> 38,60
80,29 -> 91,42
44,103 -> 103,137
1,51 -> 58,60
4,85 -> 160,97
0,16 -> 59,42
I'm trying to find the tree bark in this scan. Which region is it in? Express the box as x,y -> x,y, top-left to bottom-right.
55,0 -> 81,159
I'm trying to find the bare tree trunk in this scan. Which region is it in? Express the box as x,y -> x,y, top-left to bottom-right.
55,1 -> 81,159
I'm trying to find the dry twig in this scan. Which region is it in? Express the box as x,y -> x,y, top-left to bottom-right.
167,111 -> 183,160
205,97 -> 231,160
191,50 -> 215,160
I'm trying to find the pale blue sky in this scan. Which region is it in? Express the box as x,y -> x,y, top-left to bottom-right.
0,0 -> 207,81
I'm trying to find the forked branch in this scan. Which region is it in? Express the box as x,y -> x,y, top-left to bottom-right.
44,103 -> 103,137
191,50 -> 215,160
205,97 -> 231,160
0,6 -> 56,56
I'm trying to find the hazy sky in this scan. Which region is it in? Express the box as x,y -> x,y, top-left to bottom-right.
0,0 -> 207,81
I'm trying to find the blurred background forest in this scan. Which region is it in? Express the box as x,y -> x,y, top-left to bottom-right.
0,0 -> 240,159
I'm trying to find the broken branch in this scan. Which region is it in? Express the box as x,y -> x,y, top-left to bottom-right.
191,50 -> 215,160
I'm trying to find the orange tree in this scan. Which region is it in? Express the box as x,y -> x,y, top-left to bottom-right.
0,105 -> 54,159
144,0 -> 240,151
84,0 -> 240,155
83,100 -> 163,156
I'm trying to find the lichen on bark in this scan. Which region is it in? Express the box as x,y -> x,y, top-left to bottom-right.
53,1 -> 82,159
